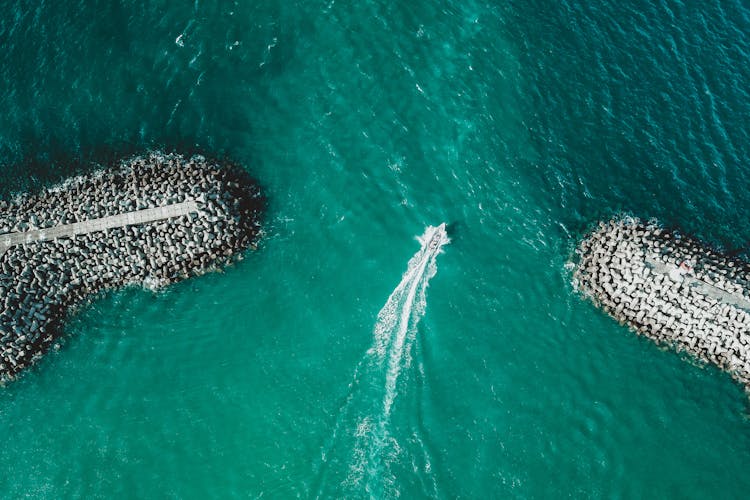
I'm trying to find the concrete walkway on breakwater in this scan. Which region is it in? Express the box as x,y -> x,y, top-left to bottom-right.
0,200 -> 200,258
645,256 -> 750,312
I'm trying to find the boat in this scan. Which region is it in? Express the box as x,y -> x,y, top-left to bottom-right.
428,223 -> 447,253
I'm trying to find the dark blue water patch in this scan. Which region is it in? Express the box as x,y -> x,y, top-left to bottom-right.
0,1 -> 293,194
502,0 -> 750,248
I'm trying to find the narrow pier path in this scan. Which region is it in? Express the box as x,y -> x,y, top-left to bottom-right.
0,200 -> 199,258
645,256 -> 750,312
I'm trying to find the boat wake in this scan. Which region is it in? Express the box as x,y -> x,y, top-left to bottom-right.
314,224 -> 449,498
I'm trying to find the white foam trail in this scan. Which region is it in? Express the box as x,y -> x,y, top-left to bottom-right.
353,224 -> 448,495
380,241 -> 432,418
314,224 -> 449,499
369,224 -> 448,361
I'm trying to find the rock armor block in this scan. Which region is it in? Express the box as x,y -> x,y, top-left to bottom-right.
573,217 -> 750,390
0,152 -> 264,382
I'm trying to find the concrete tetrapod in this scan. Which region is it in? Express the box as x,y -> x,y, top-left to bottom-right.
573,217 -> 750,392
0,152 -> 264,383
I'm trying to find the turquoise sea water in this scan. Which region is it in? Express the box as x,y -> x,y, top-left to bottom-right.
2,0 -> 750,497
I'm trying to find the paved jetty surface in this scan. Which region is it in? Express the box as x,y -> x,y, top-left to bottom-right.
0,200 -> 199,258
574,217 -> 750,391
645,256 -> 750,312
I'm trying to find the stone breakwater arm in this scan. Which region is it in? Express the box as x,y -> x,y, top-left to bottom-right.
0,153 -> 264,383
0,200 -> 200,258
573,217 -> 750,392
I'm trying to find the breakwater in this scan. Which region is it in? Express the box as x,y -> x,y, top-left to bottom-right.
573,217 -> 750,390
0,153 -> 263,382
